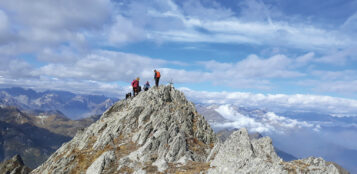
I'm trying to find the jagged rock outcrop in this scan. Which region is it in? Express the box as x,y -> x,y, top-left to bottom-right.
216,128 -> 298,161
208,128 -> 349,174
31,85 -> 348,174
0,155 -> 32,174
32,85 -> 216,173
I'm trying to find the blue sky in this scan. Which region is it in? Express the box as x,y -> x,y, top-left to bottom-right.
0,0 -> 357,113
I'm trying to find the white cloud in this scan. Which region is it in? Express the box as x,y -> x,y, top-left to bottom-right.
37,46 -> 83,63
314,80 -> 357,94
34,50 -> 166,82
0,0 -> 355,58
0,57 -> 36,79
0,10 -> 16,45
150,1 -> 351,51
214,104 -> 315,133
311,70 -> 357,81
295,52 -> 315,66
159,68 -> 211,84
214,105 -> 272,132
108,15 -> 146,44
180,87 -> 357,115
0,0 -> 354,60
0,10 -> 9,35
296,70 -> 357,94
0,0 -> 111,56
197,54 -> 304,89
238,0 -> 280,22
315,46 -> 357,65
181,0 -> 234,20
233,54 -> 303,78
0,76 -> 126,97
104,0 -> 354,51
0,0 -> 111,30
342,12 -> 357,33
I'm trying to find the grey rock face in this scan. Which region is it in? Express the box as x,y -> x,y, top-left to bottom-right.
86,151 -> 116,174
31,85 -> 216,173
208,128 -> 348,174
0,155 -> 32,174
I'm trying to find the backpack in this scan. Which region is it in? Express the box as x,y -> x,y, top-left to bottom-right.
132,80 -> 138,87
156,71 -> 161,78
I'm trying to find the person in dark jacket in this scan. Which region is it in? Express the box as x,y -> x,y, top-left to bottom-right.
154,70 -> 160,87
143,81 -> 150,91
131,77 -> 140,96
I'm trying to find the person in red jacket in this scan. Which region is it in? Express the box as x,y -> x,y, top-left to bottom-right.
154,70 -> 160,87
131,77 -> 140,96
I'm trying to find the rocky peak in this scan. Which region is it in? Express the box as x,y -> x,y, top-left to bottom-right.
0,155 -> 32,174
32,85 -> 216,173
208,128 -> 349,174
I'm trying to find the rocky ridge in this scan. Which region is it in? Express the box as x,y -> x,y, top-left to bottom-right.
0,155 -> 32,174
32,85 -> 348,174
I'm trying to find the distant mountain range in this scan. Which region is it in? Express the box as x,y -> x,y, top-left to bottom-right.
0,106 -> 101,168
0,87 -> 117,169
0,87 -> 118,119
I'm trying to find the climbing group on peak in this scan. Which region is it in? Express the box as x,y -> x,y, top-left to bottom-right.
126,69 -> 161,99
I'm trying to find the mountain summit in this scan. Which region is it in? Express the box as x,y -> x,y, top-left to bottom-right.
32,85 -> 348,174
32,85 -> 216,173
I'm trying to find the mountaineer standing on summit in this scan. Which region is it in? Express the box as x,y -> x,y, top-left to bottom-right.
154,69 -> 161,87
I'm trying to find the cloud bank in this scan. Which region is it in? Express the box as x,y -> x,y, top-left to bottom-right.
180,87 -> 357,115
214,104 -> 316,133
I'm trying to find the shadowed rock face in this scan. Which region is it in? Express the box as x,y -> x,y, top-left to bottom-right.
31,85 -> 348,174
0,120 -> 71,169
0,106 -> 101,169
0,155 -> 31,174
